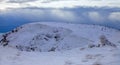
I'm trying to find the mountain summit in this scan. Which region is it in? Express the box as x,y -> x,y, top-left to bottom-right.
0,22 -> 120,52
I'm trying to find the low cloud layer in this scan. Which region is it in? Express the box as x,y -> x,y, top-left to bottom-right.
88,12 -> 104,22
108,12 -> 120,21
0,0 -> 120,11
0,0 -> 120,32
0,7 -> 120,32
7,0 -> 37,3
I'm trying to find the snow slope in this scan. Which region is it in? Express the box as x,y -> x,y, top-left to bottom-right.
0,23 -> 93,52
40,22 -> 120,44
0,22 -> 120,52
0,44 -> 120,65
0,22 -> 120,65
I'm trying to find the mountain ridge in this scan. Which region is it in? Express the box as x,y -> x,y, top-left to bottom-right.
0,22 -> 120,52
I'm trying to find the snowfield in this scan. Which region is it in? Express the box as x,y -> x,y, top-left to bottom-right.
0,22 -> 120,65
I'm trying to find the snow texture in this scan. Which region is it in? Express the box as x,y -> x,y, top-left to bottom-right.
0,22 -> 120,65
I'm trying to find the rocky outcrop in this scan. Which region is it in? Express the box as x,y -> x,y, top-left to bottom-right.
99,35 -> 116,47
88,35 -> 116,48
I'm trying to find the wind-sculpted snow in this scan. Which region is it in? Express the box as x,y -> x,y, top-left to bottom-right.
0,22 -> 120,52
0,22 -> 120,65
0,23 -> 92,52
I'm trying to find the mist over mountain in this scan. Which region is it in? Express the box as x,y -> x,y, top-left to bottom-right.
0,7 -> 120,32
0,0 -> 120,33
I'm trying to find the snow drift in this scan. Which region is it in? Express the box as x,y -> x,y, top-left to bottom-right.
0,22 -> 120,52
0,23 -> 92,52
0,22 -> 120,65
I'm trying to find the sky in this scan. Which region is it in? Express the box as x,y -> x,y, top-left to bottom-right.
0,0 -> 120,32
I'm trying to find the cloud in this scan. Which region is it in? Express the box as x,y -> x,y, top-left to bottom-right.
88,11 -> 104,22
7,0 -> 37,3
108,12 -> 120,21
0,7 -> 120,31
0,8 -> 78,23
0,2 -> 27,11
0,0 -> 120,11
25,0 -> 120,8
0,0 -> 4,2
51,9 -> 77,22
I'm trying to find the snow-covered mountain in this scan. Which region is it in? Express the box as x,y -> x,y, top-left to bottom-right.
0,22 -> 120,52
0,23 -> 92,52
0,22 -> 120,65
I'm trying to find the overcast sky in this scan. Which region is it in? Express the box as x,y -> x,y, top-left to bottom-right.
0,0 -> 120,10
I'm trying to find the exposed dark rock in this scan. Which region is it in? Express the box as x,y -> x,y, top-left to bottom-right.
88,35 -> 117,48
99,35 -> 116,47
48,47 -> 56,52
88,44 -> 96,48
0,34 -> 9,46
